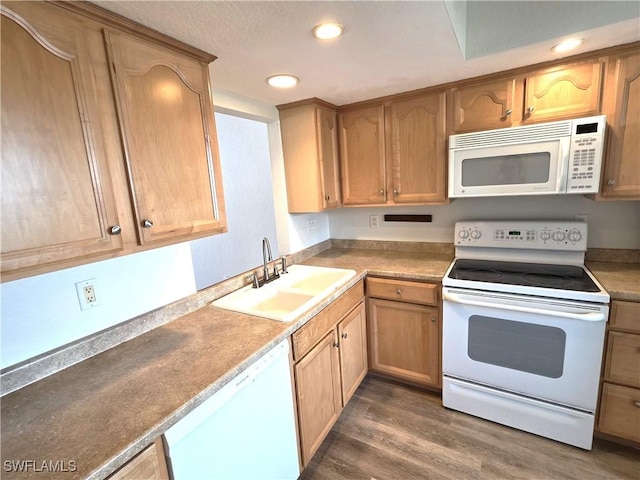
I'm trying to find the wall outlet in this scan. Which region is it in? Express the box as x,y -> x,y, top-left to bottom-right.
574,214 -> 588,222
369,215 -> 379,229
306,219 -> 316,234
75,279 -> 101,311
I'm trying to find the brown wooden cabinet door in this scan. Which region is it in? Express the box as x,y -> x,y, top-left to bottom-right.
388,92 -> 448,204
337,303 -> 368,406
598,383 -> 640,443
339,105 -> 386,205
451,78 -> 519,133
600,51 -> 640,199
317,107 -> 341,210
294,330 -> 342,467
523,60 -> 604,123
367,297 -> 440,387
105,31 -> 226,245
1,3 -> 123,275
108,439 -> 169,480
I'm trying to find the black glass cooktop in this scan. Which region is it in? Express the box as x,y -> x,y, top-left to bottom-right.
448,259 -> 600,292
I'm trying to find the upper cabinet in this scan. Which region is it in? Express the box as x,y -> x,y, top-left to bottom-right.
1,3 -> 123,276
278,100 -> 341,213
0,1 -> 226,281
523,59 -> 604,123
451,60 -> 605,134
388,92 -> 447,204
105,31 -> 226,244
339,105 -> 386,205
450,78 -> 521,133
599,50 -> 640,200
339,93 -> 448,206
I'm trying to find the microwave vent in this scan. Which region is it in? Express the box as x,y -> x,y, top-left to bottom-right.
450,121 -> 573,149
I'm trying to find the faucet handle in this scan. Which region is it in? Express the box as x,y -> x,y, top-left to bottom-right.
251,274 -> 260,289
280,256 -> 288,274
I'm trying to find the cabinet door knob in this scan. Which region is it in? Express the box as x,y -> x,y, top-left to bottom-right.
634,401 -> 640,408
431,316 -> 437,323
607,179 -> 616,186
527,106 -> 535,114
143,219 -> 154,228
333,341 -> 340,348
393,189 -> 399,196
379,189 -> 385,196
504,109 -> 512,116
396,289 -> 402,295
325,195 -> 330,201
341,332 -> 348,339
109,225 -> 122,235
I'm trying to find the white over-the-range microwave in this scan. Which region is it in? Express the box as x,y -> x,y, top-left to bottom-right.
448,115 -> 606,198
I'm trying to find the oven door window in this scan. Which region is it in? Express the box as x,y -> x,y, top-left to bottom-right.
468,315 -> 566,378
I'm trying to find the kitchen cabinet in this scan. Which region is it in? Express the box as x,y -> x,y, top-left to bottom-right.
339,105 -> 386,205
108,439 -> 169,480
339,91 -> 448,206
105,30 -> 226,245
292,280 -> 367,467
450,60 -> 604,133
278,99 -> 341,212
366,277 -> 440,388
599,50 -> 640,200
1,2 -> 123,275
597,300 -> 640,443
523,60 -> 604,123
1,1 -> 227,281
450,78 -> 521,133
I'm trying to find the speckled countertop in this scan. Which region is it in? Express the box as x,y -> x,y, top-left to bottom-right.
1,246 -> 637,480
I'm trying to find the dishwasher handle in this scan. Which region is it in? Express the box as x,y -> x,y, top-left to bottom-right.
443,290 -> 607,322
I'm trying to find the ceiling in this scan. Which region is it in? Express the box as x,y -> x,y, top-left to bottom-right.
92,1 -> 640,107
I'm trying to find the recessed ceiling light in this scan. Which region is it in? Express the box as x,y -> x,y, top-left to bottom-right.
552,38 -> 584,53
312,22 -> 344,40
266,74 -> 300,88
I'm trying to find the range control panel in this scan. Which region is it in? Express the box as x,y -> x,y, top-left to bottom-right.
455,221 -> 588,250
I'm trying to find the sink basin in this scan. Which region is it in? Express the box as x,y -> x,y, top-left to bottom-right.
211,265 -> 357,322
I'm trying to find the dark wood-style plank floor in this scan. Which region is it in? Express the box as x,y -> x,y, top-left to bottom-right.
300,376 -> 640,480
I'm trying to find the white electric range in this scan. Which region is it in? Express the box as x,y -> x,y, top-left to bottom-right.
442,220 -> 609,450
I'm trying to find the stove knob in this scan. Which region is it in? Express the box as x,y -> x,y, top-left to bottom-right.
569,230 -> 582,242
540,231 -> 551,241
458,230 -> 469,239
552,231 -> 565,242
471,230 -> 481,240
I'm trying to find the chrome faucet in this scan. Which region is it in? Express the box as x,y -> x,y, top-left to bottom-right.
262,237 -> 273,282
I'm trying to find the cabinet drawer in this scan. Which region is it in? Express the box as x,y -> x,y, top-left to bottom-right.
366,277 -> 438,306
292,280 -> 364,360
604,331 -> 640,388
610,301 -> 640,333
598,383 -> 640,443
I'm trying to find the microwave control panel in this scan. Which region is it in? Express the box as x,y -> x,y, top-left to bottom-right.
566,117 -> 605,193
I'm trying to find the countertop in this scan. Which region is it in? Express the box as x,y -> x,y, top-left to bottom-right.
1,247 -> 637,479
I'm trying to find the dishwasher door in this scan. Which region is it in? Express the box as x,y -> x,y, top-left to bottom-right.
164,339 -> 300,480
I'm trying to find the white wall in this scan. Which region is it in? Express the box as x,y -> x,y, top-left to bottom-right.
190,113 -> 278,290
329,196 -> 640,249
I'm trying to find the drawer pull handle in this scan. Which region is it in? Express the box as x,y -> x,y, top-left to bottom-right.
341,332 -> 348,339
634,401 -> 640,408
396,289 -> 401,295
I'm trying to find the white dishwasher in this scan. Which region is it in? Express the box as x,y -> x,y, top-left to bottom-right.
164,339 -> 300,480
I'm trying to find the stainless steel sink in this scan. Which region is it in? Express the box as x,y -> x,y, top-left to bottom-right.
211,265 -> 356,322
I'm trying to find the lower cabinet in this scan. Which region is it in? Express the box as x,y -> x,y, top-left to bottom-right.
366,277 -> 441,388
597,300 -> 640,443
292,280 -> 367,467
108,439 -> 168,480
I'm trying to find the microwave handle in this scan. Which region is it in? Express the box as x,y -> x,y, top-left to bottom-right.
557,138 -> 570,192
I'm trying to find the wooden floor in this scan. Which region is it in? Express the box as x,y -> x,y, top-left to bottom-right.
300,376 -> 640,480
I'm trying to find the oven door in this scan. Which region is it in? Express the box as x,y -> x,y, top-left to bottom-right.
442,287 -> 608,411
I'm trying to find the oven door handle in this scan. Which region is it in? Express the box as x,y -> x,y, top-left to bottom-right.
443,291 -> 607,322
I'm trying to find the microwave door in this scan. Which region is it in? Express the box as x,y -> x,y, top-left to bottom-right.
449,139 -> 567,197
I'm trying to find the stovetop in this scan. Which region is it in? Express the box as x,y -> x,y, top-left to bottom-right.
447,259 -> 601,292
